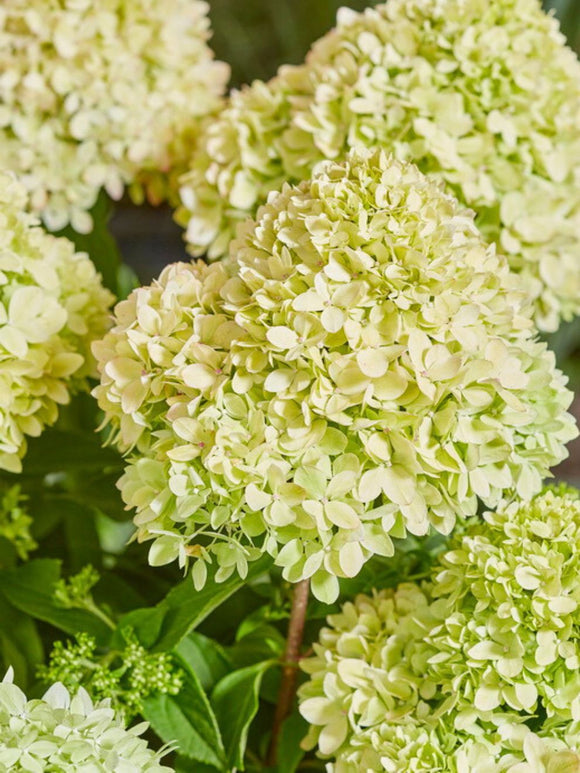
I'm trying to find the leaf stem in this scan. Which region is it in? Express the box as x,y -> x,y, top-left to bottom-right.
85,600 -> 116,631
266,578 -> 310,767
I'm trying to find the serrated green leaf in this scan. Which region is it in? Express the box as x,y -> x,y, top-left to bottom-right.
153,556 -> 271,652
175,633 -> 231,692
211,661 -> 273,771
143,668 -> 226,769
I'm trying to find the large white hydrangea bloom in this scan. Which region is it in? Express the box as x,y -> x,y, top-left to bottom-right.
0,0 -> 229,232
299,488 -> 580,771
0,173 -> 113,472
179,0 -> 580,331
94,152 -> 576,602
0,668 -> 172,772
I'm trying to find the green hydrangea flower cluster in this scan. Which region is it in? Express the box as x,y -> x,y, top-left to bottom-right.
178,0 -> 580,331
0,668 -> 172,772
428,486 -> 580,722
0,485 -> 35,561
329,719 -> 580,773
94,151 -> 576,602
299,488 -> 580,770
39,632 -> 183,720
0,173 -> 113,473
0,0 -> 229,233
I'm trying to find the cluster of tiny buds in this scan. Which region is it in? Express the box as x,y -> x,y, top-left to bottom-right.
39,631 -> 183,720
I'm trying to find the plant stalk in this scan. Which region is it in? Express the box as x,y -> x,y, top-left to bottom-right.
266,578 -> 310,767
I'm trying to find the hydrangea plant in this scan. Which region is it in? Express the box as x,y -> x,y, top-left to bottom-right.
94,151 -> 576,602
0,668 -> 172,772
0,173 -> 113,472
178,0 -> 580,331
0,0 -> 229,232
298,487 -> 580,770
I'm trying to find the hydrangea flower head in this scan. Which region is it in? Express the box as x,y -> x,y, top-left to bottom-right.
299,584 -> 433,759
179,0 -> 580,331
427,486 -> 580,723
0,0 -> 229,232
322,715 -> 580,772
0,173 -> 113,472
94,152 -> 575,602
299,488 -> 580,770
0,668 -> 172,772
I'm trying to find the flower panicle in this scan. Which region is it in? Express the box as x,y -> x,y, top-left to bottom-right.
94,151 -> 576,602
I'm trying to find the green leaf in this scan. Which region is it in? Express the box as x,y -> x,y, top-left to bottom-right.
153,556 -> 271,652
175,633 -> 231,692
93,572 -> 147,615
211,661 -> 273,771
57,191 -> 122,295
67,471 -> 129,522
0,559 -> 111,644
16,429 -> 122,477
276,711 -> 308,773
61,499 -> 103,571
113,605 -> 168,649
143,668 -> 226,769
0,593 -> 43,688
0,538 -> 19,570
229,624 -> 285,670
116,263 -> 140,301
174,758 -> 220,773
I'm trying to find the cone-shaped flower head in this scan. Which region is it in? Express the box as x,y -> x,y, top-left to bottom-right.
299,488 -> 580,770
0,173 -> 113,472
94,151 -> 575,602
0,0 -> 229,232
0,668 -> 172,772
179,0 -> 580,331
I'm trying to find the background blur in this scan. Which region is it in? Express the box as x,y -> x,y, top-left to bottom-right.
112,0 -> 580,478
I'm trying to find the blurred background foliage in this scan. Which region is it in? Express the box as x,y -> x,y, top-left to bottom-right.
208,0 -> 580,86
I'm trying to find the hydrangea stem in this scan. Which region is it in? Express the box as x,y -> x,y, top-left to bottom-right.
267,579 -> 310,767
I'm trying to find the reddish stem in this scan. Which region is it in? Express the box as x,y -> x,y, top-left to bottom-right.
266,579 -> 310,767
